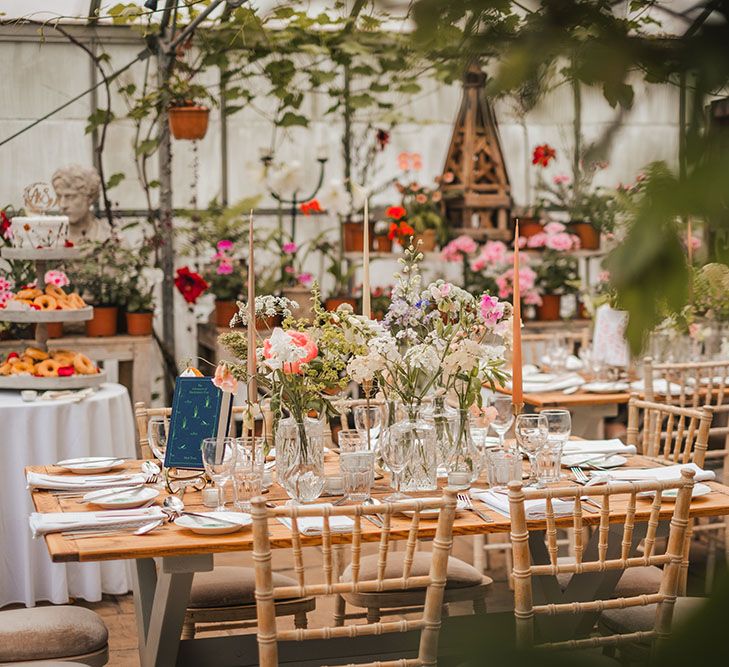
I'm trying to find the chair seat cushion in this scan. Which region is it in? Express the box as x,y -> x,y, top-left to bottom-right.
0,606 -> 108,663
189,566 -> 301,608
556,558 -> 663,597
599,596 -> 706,637
341,552 -> 489,608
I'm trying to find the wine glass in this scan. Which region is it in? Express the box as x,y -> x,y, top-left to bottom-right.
201,437 -> 237,511
354,405 -> 383,451
541,409 -> 572,447
147,417 -> 168,466
487,395 -> 514,449
380,424 -> 415,501
514,414 -> 548,486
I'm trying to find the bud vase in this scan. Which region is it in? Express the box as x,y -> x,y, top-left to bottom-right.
445,409 -> 482,489
276,420 -> 325,503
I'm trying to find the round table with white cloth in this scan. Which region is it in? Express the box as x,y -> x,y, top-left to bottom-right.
0,383 -> 136,608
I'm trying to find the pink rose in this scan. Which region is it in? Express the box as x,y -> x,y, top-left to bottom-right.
545,232 -> 578,252
543,221 -> 566,234
282,242 -> 297,254
213,363 -> 239,394
527,232 -> 547,249
415,193 -> 427,204
216,260 -> 234,275
217,239 -> 234,252
441,235 -> 477,262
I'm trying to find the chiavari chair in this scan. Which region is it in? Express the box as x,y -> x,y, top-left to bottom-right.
508,469 -> 703,663
520,328 -> 591,367
251,490 -> 465,667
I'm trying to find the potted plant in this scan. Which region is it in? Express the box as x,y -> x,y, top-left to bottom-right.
73,239 -> 125,337
393,177 -> 446,251
167,76 -> 215,141
370,285 -> 392,320
203,240 -> 246,328
318,240 -> 358,311
534,249 -> 580,321
274,232 -> 327,321
372,219 -> 392,252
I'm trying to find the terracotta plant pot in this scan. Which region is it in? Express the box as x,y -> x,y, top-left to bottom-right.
126,311 -> 154,336
214,300 -> 238,328
569,221 -> 600,250
373,234 -> 393,252
86,306 -> 118,337
373,310 -> 385,321
413,229 -> 437,252
325,297 -> 356,312
168,106 -> 210,140
256,315 -> 280,332
282,286 -> 315,321
535,294 -> 562,321
516,217 -> 543,240
342,221 -> 365,252
45,322 -> 63,339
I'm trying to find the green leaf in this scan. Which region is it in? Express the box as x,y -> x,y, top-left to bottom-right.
349,93 -> 375,109
106,173 -> 126,190
277,112 -> 308,128
396,82 -> 422,94
85,108 -> 115,134
135,138 -> 160,156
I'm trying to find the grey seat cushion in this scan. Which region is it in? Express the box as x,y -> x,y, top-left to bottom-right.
599,596 -> 706,637
340,552 -> 489,608
0,606 -> 108,663
556,558 -> 663,597
189,566 -> 301,608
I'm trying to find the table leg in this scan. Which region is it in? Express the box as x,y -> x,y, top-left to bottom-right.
132,554 -> 214,667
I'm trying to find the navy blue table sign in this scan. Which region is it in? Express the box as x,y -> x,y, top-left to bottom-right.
164,376 -> 233,470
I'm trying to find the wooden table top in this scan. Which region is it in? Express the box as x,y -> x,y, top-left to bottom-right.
28,456 -> 729,564
498,386 -> 632,408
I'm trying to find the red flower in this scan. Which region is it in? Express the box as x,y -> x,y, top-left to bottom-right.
388,221 -> 415,241
64,239 -> 74,248
300,199 -> 322,216
0,211 -> 11,239
376,129 -> 390,151
57,365 -> 75,377
532,144 -> 556,167
385,206 -> 406,221
174,266 -> 209,304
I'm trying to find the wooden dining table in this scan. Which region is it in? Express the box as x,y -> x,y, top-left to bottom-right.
28,455 -> 729,667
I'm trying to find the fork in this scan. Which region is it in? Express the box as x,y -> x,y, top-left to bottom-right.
456,493 -> 494,523
570,467 -> 589,484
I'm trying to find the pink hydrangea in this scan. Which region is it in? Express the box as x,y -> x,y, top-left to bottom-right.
0,291 -> 11,307
543,221 -> 566,234
217,239 -> 234,252
441,235 -> 477,262
480,240 -> 508,264
527,232 -> 547,249
282,242 -> 297,254
216,260 -> 234,275
44,270 -> 70,288
545,231 -> 579,252
0,276 -> 12,292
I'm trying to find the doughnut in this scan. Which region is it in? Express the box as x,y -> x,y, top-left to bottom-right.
34,359 -> 60,377
34,295 -> 57,310
68,293 -> 86,308
51,351 -> 76,366
73,353 -> 97,375
56,298 -> 74,310
10,361 -> 34,374
25,347 -> 49,361
45,284 -> 67,299
16,288 -> 42,300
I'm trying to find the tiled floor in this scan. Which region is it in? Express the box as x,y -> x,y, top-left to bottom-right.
75,535 -> 514,666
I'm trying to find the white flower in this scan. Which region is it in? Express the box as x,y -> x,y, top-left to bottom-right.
261,327 -> 308,370
318,179 -> 351,216
404,343 -> 440,375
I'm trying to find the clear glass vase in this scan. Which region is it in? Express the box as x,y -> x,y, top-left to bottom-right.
445,409 -> 482,489
422,396 -> 457,478
394,405 -> 437,492
276,420 -> 325,503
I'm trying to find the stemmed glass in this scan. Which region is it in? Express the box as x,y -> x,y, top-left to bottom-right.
201,437 -> 237,511
146,417 -> 169,489
514,414 -> 548,486
487,395 -> 514,450
380,424 -> 413,501
541,409 -> 572,447
354,405 -> 383,452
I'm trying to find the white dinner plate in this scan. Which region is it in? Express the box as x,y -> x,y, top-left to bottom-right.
82,486 -> 159,509
175,511 -> 252,535
582,382 -> 630,394
56,456 -> 126,474
639,483 -> 712,501
562,454 -> 627,469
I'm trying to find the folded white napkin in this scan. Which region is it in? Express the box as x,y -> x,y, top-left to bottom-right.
522,374 -> 586,394
29,508 -> 166,537
522,364 -> 541,378
277,512 -> 354,536
630,379 -> 687,396
582,381 -> 630,393
540,355 -> 583,371
589,462 -> 715,483
470,488 -> 574,519
563,439 -> 636,456
26,472 -> 146,491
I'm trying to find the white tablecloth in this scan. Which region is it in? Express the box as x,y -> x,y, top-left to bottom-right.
0,383 -> 136,607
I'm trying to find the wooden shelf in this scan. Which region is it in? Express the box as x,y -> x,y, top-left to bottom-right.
0,306 -> 93,324
1,247 -> 81,261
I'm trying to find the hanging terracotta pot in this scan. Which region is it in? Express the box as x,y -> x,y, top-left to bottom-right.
214,300 -> 238,328
373,234 -> 392,252
168,105 -> 210,140
126,312 -> 154,336
325,297 -> 356,312
342,221 -> 364,252
535,294 -> 562,321
45,322 -> 64,339
516,217 -> 543,240
86,306 -> 118,337
569,221 -> 600,250
413,229 -> 437,252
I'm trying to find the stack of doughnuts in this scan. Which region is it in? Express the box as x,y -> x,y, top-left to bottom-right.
0,347 -> 98,377
1,285 -> 87,311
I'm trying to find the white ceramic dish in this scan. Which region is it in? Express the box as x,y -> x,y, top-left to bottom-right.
639,483 -> 712,501
562,454 -> 628,469
56,456 -> 126,474
82,486 -> 159,509
175,511 -> 252,535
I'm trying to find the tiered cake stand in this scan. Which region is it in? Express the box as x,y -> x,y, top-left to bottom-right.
0,247 -> 106,389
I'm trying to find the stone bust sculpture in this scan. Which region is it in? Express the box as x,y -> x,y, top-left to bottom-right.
51,164 -> 107,243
